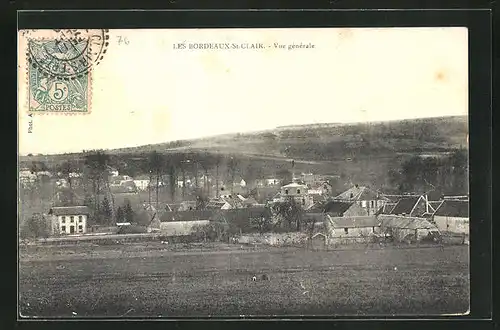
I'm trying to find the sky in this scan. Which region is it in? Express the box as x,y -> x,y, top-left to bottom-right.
18,27 -> 468,155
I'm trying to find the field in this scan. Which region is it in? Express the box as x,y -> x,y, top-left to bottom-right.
19,243 -> 469,318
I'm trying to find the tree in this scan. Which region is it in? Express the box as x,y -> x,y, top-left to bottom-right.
244,162 -> 260,188
100,197 -> 112,224
115,206 -> 124,223
276,169 -> 293,185
195,189 -> 209,210
213,154 -> 223,198
392,148 -> 469,195
134,209 -> 152,227
302,215 -> 317,238
167,160 -> 177,203
198,152 -> 215,197
250,215 -> 273,234
60,160 -> 76,194
124,201 -> 135,223
84,150 -> 112,217
271,197 -> 303,231
148,151 -> 164,210
178,154 -> 191,199
20,213 -> 50,239
227,156 -> 239,194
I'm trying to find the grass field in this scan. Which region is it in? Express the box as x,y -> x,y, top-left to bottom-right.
19,243 -> 469,318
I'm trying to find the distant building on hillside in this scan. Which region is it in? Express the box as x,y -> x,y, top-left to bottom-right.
48,206 -> 90,236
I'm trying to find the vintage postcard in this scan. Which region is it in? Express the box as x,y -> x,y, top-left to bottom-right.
18,27 -> 469,317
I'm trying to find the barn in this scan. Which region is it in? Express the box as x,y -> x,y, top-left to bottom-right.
433,200 -> 469,235
378,215 -> 440,243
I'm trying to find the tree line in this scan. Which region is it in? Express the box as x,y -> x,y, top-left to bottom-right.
388,148 -> 468,195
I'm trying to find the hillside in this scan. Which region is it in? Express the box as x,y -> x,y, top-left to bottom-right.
19,115 -> 468,190
110,115 -> 467,158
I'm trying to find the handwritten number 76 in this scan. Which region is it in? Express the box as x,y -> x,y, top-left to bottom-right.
118,36 -> 130,45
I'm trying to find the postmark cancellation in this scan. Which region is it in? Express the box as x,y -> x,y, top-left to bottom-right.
20,29 -> 109,115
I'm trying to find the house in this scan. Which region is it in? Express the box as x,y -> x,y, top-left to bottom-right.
133,175 -> 151,191
310,232 -> 328,250
178,201 -> 197,211
110,184 -> 137,194
107,166 -> 119,177
36,170 -> 53,178
307,182 -> 332,196
266,178 -> 280,186
206,199 -> 233,210
19,170 -> 37,184
388,195 -> 438,218
110,175 -> 134,186
47,206 -> 90,235
378,214 -> 440,242
322,201 -> 368,217
334,185 -> 390,215
433,200 -> 469,235
240,196 -> 259,208
279,182 -> 314,209
209,207 -> 272,233
325,215 -> 381,240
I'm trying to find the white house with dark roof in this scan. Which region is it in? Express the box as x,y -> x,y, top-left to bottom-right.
48,206 -> 91,235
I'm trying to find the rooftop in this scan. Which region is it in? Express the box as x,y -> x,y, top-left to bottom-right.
378,215 -> 438,230
389,196 -> 420,215
327,215 -> 380,228
434,200 -> 469,218
334,185 -> 388,201
282,182 -> 308,188
48,206 -> 91,216
323,201 -> 354,215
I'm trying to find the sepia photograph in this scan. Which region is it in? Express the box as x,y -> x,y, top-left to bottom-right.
18,27 -> 469,318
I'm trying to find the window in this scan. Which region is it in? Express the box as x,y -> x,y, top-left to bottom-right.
70,226 -> 75,234
285,189 -> 289,195
361,200 -> 367,207
370,201 -> 374,208
70,216 -> 74,223
344,228 -> 349,234
372,226 -> 375,232
61,216 -> 66,223
297,189 -> 301,194
78,225 -> 83,232
78,216 -> 83,223
61,225 -> 66,232
350,193 -> 354,198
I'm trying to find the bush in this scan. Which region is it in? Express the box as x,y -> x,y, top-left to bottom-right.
117,225 -> 147,234
20,213 -> 50,239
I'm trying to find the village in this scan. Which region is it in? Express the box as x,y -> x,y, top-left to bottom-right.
18,154 -> 469,249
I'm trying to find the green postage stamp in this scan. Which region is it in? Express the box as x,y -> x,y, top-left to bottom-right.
28,61 -> 91,113
24,29 -> 109,115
